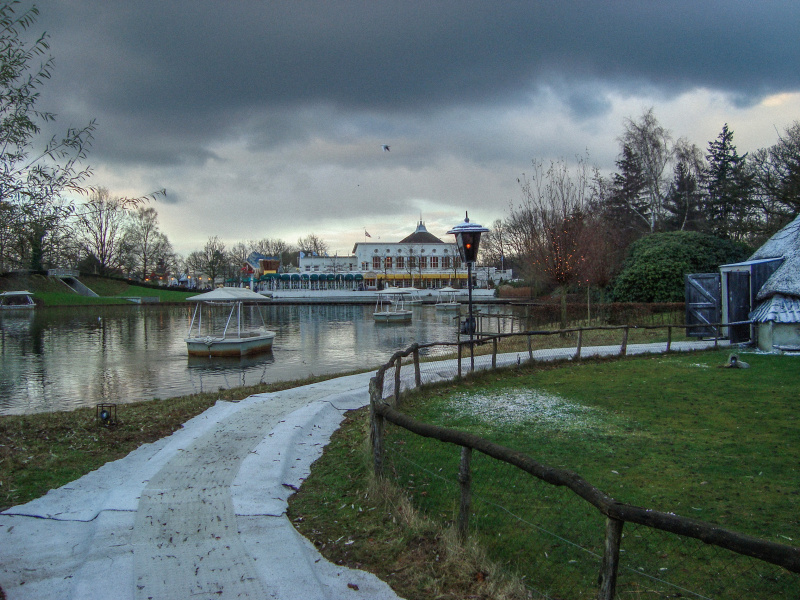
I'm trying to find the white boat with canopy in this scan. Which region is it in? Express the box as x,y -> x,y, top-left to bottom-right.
435,286 -> 461,311
0,290 -> 35,310
373,287 -> 413,322
185,287 -> 275,357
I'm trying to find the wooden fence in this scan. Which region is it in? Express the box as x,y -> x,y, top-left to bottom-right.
368,324 -> 798,600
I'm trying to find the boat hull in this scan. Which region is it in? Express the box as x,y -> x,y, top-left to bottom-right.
185,331 -> 276,357
373,310 -> 412,322
435,302 -> 461,311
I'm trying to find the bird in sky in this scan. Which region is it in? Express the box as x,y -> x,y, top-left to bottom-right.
382,145 -> 390,152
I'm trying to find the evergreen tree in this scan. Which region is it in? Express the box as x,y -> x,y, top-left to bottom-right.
702,124 -> 755,242
664,141 -> 706,232
603,143 -> 649,234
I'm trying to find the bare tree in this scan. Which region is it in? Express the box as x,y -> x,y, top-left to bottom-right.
506,157 -> 595,328
478,218 -> 507,271
618,108 -> 674,232
297,233 -> 328,257
76,188 -> 128,275
199,236 -> 227,285
122,206 -> 170,280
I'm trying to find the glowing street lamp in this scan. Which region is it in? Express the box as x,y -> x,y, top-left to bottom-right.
447,212 -> 489,371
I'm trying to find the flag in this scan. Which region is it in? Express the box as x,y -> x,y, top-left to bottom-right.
365,230 -> 371,238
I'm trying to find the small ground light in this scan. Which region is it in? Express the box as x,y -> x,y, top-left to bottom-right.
96,403 -> 117,426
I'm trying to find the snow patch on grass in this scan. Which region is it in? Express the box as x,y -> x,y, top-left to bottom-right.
445,388 -> 608,430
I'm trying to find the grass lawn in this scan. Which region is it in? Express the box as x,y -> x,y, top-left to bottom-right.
0,273 -> 195,305
290,349 -> 799,599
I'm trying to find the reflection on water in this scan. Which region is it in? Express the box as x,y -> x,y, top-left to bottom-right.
0,303 -> 498,415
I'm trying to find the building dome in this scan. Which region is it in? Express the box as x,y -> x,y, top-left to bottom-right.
399,221 -> 444,244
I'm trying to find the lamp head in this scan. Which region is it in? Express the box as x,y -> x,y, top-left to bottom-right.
447,212 -> 489,263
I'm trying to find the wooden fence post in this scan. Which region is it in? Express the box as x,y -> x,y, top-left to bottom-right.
620,326 -> 629,356
458,342 -> 463,378
413,345 -> 422,389
575,328 -> 583,361
666,325 -> 672,353
369,378 -> 384,478
597,517 -> 624,600
458,446 -> 472,542
492,337 -> 498,369
527,334 -> 533,361
394,356 -> 402,406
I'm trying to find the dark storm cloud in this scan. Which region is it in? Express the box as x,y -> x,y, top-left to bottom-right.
41,1 -> 799,117
28,0 -> 800,226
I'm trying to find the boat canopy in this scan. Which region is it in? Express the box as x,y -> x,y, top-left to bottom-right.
0,290 -> 34,298
186,287 -> 271,303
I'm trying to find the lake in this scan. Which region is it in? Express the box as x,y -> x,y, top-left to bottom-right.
0,302 -> 484,415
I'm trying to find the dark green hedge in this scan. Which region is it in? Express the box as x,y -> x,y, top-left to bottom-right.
612,231 -> 751,302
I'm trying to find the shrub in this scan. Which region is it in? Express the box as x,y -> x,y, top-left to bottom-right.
612,231 -> 750,302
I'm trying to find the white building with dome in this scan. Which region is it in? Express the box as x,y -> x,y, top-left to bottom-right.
293,221 -> 510,293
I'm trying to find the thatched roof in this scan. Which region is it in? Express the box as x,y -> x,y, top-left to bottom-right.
750,295 -> 800,323
750,215 -> 800,301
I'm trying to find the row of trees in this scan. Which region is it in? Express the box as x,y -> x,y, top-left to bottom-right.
75,194 -> 331,286
480,110 -> 800,313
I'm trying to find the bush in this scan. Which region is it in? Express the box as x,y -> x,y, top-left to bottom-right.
612,231 -> 751,302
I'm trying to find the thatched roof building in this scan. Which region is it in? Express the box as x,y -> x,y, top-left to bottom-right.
746,216 -> 800,350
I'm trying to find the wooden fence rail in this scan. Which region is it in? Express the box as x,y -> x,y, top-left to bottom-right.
367,321 -> 799,600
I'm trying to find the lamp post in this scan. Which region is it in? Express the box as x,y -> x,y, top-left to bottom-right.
448,212 -> 489,372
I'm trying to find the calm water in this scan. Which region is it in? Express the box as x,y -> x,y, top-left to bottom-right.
0,303 -> 473,415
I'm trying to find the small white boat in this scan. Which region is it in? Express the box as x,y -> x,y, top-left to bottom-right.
404,287 -> 425,304
435,287 -> 461,312
373,287 -> 413,322
185,287 -> 275,357
0,290 -> 35,310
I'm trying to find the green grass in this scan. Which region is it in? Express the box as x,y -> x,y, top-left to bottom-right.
0,273 -> 195,305
291,350 -> 800,599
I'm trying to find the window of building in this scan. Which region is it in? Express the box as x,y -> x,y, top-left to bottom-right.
396,256 -> 405,269
384,256 -> 392,269
442,256 -> 451,269
429,256 -> 438,269
372,256 -> 381,269
419,256 -> 427,269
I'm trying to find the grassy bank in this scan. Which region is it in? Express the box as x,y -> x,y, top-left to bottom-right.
0,272 -> 195,306
289,349 -> 799,599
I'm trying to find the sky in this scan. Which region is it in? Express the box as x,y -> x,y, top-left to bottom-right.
31,1 -> 800,257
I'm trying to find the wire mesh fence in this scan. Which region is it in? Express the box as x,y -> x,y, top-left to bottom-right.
369,326 -> 800,599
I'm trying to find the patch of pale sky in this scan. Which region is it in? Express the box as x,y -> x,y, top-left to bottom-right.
79,85 -> 800,259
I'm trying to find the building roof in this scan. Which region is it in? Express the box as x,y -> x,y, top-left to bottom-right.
750,294 -> 800,323
186,287 -> 271,303
398,221 -> 445,244
749,215 -> 800,301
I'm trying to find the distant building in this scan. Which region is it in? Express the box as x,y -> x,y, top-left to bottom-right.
349,221 -> 467,289
258,221 -> 511,292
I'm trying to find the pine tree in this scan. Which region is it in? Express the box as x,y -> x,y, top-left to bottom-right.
702,124 -> 755,242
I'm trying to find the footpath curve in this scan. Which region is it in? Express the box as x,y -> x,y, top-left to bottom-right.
0,340 -> 726,599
